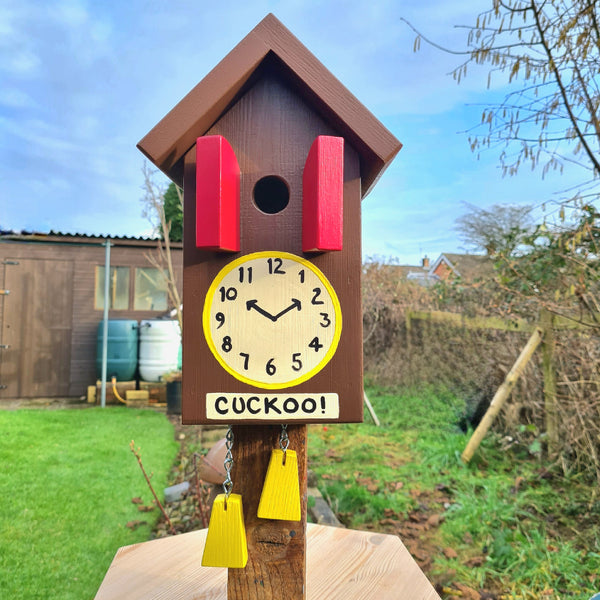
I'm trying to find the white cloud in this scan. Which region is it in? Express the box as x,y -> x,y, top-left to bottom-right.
0,88 -> 37,108
0,0 -> 579,263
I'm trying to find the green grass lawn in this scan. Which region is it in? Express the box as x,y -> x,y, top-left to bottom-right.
0,408 -> 178,600
308,387 -> 600,599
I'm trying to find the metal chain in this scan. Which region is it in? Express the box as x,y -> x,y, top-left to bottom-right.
279,424 -> 289,464
223,426 -> 234,499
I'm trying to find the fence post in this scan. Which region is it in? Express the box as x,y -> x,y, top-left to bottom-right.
405,310 -> 412,354
540,309 -> 559,457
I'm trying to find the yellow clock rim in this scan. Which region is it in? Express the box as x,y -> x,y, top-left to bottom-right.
202,251 -> 342,389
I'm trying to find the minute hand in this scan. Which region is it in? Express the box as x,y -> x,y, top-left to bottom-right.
273,298 -> 302,321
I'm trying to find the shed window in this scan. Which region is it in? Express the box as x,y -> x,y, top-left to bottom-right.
95,266 -> 130,310
134,268 -> 168,311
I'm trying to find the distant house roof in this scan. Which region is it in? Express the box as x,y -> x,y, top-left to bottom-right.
137,13 -> 401,198
405,269 -> 439,287
0,230 -> 183,250
376,261 -> 440,287
375,253 -> 493,287
430,253 -> 493,281
394,265 -> 422,278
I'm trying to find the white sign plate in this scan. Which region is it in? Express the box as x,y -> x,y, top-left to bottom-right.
206,393 -> 339,420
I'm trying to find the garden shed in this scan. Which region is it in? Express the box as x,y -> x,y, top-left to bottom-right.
0,232 -> 183,400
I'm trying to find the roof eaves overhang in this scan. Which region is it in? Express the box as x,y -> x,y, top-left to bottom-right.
137,14 -> 401,199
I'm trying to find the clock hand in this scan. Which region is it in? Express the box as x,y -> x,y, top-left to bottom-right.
273,298 -> 302,321
246,299 -> 277,322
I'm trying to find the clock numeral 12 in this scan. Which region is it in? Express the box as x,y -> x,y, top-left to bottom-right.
267,258 -> 285,274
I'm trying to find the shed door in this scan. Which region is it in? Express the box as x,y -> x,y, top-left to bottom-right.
0,258 -> 74,398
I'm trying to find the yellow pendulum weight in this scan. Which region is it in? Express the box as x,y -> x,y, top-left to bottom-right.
257,424 -> 301,521
201,426 -> 248,568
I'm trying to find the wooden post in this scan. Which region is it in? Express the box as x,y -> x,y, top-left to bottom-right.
229,425 -> 307,599
540,309 -> 559,456
461,327 -> 543,463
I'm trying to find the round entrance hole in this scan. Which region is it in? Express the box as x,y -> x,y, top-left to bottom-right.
253,176 -> 290,214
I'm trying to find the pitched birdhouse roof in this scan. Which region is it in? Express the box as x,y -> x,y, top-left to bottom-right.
137,14 -> 401,198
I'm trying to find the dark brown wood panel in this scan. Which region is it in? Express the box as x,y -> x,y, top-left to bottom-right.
0,240 -> 183,398
182,73 -> 364,424
0,258 -> 73,398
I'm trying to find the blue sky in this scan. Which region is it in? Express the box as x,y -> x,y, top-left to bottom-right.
0,0 -> 581,264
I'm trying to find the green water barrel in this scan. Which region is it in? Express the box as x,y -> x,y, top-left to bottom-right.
96,320 -> 139,381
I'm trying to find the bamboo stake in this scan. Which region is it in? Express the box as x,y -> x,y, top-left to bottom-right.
363,391 -> 380,426
461,327 -> 544,463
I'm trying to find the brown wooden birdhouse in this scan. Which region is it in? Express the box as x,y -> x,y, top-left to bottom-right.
137,14 -> 401,425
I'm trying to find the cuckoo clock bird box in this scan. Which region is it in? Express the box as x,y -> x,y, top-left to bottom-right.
137,14 -> 401,425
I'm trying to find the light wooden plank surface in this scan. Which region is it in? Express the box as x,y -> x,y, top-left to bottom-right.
95,524 -> 440,600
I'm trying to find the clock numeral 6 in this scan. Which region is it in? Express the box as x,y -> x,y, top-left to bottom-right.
291,353 -> 303,372
266,358 -> 276,376
221,336 -> 232,352
219,286 -> 238,302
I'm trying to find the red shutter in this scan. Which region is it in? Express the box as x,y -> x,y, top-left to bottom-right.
302,136 -> 344,252
196,136 -> 240,251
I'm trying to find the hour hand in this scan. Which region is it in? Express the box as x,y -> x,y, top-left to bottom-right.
274,298 -> 302,321
246,299 -> 277,322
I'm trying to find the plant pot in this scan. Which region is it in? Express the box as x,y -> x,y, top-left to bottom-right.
166,380 -> 182,415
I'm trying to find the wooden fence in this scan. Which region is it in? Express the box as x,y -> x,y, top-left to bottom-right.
405,308 -> 598,460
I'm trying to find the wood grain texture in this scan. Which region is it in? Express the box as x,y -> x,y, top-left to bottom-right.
257,449 -> 301,521
182,75 -> 364,424
196,136 -> 240,251
1,258 -> 73,398
303,136 -> 344,252
227,424 -> 307,599
137,14 -> 401,198
202,494 -> 248,568
95,524 -> 441,600
0,240 -> 183,399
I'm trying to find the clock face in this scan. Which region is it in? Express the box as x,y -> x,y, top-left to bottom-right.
203,251 -> 342,389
